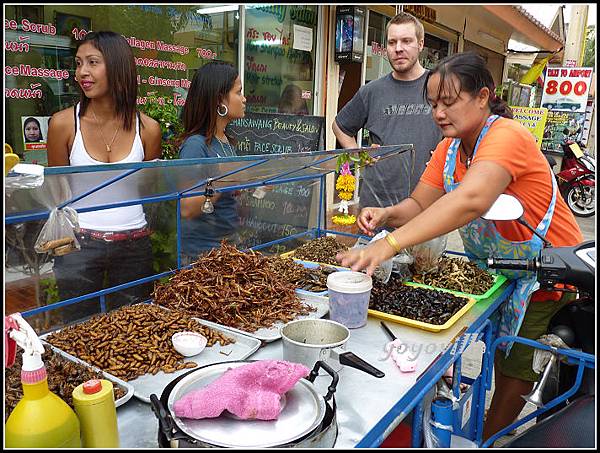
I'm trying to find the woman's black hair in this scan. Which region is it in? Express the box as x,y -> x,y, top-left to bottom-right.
423,51 -> 513,119
76,31 -> 138,131
179,61 -> 239,146
23,117 -> 43,142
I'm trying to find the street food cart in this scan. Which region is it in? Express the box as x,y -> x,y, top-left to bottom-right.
5,145 -> 513,447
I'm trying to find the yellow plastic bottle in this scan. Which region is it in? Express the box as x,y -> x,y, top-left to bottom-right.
5,362 -> 81,447
5,313 -> 81,447
73,379 -> 120,447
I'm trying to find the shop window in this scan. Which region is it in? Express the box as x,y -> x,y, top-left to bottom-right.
420,34 -> 450,70
365,11 -> 390,83
4,5 -> 239,160
243,5 -> 318,114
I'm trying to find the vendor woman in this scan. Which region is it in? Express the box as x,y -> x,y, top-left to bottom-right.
336,51 -> 583,442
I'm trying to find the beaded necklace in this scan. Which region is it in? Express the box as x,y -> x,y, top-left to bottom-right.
215,136 -> 234,157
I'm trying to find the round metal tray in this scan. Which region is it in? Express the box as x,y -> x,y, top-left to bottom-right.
167,362 -> 326,448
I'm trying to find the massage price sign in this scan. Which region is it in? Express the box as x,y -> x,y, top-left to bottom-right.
540,67 -> 593,113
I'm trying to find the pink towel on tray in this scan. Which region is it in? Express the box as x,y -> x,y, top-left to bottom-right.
173,360 -> 310,420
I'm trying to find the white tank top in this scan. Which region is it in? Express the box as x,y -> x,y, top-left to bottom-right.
70,103 -> 147,231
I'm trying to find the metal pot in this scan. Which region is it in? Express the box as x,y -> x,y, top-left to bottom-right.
281,319 -> 384,378
151,360 -> 339,448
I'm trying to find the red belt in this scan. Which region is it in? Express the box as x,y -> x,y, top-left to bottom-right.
79,227 -> 152,242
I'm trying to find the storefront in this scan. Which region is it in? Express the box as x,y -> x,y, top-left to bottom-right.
4,4 -> 322,163
4,4 -> 564,163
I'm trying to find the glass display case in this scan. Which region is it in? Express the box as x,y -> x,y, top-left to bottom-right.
5,145 -> 413,333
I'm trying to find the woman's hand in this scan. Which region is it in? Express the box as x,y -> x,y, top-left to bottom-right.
336,238 -> 395,276
357,207 -> 390,236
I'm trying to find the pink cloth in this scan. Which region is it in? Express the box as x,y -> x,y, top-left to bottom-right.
173,360 -> 310,420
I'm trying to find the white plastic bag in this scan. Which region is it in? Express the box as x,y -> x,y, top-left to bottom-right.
34,207 -> 81,256
352,230 -> 395,283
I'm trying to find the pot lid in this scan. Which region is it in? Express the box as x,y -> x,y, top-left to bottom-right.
167,361 -> 326,448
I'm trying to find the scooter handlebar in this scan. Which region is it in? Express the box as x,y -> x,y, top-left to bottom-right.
487,257 -> 537,272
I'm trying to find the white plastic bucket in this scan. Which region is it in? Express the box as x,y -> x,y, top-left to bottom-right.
326,271 -> 372,328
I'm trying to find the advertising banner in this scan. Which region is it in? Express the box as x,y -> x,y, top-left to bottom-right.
540,67 -> 593,113
510,107 -> 548,148
540,110 -> 586,154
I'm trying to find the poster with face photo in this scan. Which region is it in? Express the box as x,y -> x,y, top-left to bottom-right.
22,116 -> 50,151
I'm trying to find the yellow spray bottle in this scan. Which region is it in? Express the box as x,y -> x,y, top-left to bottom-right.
5,313 -> 81,448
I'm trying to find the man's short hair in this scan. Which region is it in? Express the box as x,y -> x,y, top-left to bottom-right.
386,11 -> 424,42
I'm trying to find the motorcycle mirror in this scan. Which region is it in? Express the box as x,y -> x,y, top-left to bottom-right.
481,194 -> 554,248
481,194 -> 524,221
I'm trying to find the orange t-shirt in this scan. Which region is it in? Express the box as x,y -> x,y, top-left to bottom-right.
420,118 -> 583,301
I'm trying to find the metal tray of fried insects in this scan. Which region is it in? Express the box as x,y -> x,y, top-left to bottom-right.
193,293 -> 330,343
41,318 -> 261,404
129,317 -> 261,403
40,341 -> 135,407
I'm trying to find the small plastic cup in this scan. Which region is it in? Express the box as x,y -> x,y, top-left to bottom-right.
326,271 -> 373,328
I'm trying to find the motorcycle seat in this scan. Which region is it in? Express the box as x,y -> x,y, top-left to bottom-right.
501,394 -> 595,448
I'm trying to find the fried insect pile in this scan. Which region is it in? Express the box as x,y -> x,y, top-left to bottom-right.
370,275 -> 469,325
291,236 -> 349,266
153,242 -> 315,332
45,304 -> 233,381
5,349 -> 127,420
411,256 -> 495,294
265,256 -> 338,292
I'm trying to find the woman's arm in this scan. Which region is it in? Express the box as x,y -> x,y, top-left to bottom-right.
140,113 -> 163,160
338,160 -> 513,274
46,108 -> 75,166
385,182 -> 446,228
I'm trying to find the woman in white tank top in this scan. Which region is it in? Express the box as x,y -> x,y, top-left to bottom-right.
46,31 -> 162,326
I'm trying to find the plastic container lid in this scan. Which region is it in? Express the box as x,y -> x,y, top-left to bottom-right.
83,379 -> 102,394
327,271 -> 372,294
73,379 -> 113,405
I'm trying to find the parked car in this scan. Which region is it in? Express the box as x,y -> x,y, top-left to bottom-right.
542,97 -> 582,111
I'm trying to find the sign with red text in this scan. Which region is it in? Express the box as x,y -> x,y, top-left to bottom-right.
540,67 -> 593,113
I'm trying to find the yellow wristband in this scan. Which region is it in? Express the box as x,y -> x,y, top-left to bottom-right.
384,233 -> 402,254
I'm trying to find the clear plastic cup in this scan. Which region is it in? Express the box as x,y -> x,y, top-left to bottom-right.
326,271 -> 372,328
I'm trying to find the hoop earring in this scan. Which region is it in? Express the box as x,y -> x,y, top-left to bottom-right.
217,104 -> 228,117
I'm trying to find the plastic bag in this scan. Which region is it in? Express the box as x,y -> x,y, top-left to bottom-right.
408,235 -> 448,274
5,163 -> 45,191
352,231 -> 394,283
34,207 -> 81,256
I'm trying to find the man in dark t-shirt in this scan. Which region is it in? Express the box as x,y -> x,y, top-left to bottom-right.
333,12 -> 442,208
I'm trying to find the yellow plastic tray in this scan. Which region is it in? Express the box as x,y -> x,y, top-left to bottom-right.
368,296 -> 476,332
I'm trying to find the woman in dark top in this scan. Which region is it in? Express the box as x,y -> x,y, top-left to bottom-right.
178,61 -> 246,263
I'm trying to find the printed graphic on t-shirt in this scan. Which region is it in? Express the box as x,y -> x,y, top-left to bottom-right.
383,103 -> 432,116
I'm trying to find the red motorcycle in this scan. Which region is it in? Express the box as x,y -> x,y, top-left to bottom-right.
547,128 -> 595,218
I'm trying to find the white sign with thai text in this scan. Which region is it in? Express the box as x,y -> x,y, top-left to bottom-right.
540,67 -> 593,113
292,24 -> 313,52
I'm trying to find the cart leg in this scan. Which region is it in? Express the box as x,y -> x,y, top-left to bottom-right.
411,401 -> 424,447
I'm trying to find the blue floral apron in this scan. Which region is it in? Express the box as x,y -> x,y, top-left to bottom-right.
442,115 -> 558,355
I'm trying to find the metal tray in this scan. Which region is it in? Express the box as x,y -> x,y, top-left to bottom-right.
193,293 -> 330,342
281,250 -> 350,270
41,316 -> 261,404
128,318 -> 261,403
294,259 -> 350,297
40,340 -> 134,408
167,361 -> 326,448
404,273 -> 508,301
